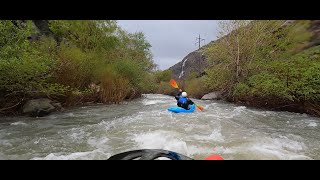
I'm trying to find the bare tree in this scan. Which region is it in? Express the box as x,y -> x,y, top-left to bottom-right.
210,20 -> 283,82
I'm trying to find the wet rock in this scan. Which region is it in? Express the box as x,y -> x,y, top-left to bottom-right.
201,92 -> 222,100
22,98 -> 58,117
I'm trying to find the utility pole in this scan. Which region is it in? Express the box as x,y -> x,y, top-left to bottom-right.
195,34 -> 205,76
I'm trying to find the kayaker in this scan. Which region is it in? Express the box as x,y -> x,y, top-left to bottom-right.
175,91 -> 194,110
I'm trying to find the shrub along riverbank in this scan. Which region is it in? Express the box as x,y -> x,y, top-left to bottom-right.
0,20 -> 157,116
181,20 -> 320,116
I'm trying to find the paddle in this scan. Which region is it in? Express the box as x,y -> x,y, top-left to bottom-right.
169,79 -> 204,111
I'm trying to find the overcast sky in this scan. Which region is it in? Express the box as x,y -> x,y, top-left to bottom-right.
117,20 -> 219,70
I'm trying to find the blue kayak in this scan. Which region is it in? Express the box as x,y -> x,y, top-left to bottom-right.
167,104 -> 196,113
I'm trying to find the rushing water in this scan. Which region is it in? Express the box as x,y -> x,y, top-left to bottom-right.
0,94 -> 319,160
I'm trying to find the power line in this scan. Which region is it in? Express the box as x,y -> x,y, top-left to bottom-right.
195,34 -> 205,50
195,34 -> 205,75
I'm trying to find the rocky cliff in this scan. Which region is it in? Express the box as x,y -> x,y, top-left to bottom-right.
168,20 -> 320,80
168,43 -> 212,80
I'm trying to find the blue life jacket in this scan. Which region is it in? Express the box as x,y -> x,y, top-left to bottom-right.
178,97 -> 187,104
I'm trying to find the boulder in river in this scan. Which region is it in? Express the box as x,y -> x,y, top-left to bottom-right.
22,98 -> 62,117
201,92 -> 222,100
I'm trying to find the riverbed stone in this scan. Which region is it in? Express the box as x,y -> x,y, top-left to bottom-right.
22,98 -> 56,117
201,92 -> 222,100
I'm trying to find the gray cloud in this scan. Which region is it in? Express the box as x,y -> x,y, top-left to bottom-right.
117,20 -> 219,70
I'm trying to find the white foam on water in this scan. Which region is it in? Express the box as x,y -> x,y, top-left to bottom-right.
289,155 -> 313,160
87,136 -> 109,149
143,94 -> 171,100
10,121 -> 28,126
249,145 -> 311,160
66,113 -> 75,117
131,130 -> 221,158
142,99 -> 166,105
209,128 -> 225,142
69,128 -> 86,141
98,114 -> 141,129
32,149 -> 110,160
0,139 -> 12,147
247,136 -> 310,159
192,128 -> 224,143
281,134 -> 305,143
307,122 -> 317,127
204,114 -> 221,118
184,126 -> 193,132
219,106 -> 247,119
213,146 -> 234,154
47,115 -> 57,119
34,137 -> 46,145
0,152 -> 5,160
235,106 -> 247,111
132,130 -> 188,155
205,134 -> 311,160
186,145 -> 215,156
232,106 -> 247,115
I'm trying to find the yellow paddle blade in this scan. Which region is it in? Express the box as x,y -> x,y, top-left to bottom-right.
196,104 -> 204,111
170,79 -> 179,89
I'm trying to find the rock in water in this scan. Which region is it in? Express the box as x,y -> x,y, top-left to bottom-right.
201,92 -> 222,100
51,102 -> 63,111
22,98 -> 56,117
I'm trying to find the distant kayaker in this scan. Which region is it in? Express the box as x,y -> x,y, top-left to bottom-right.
175,91 -> 194,110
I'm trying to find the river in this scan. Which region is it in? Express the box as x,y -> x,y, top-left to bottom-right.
0,94 -> 319,160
